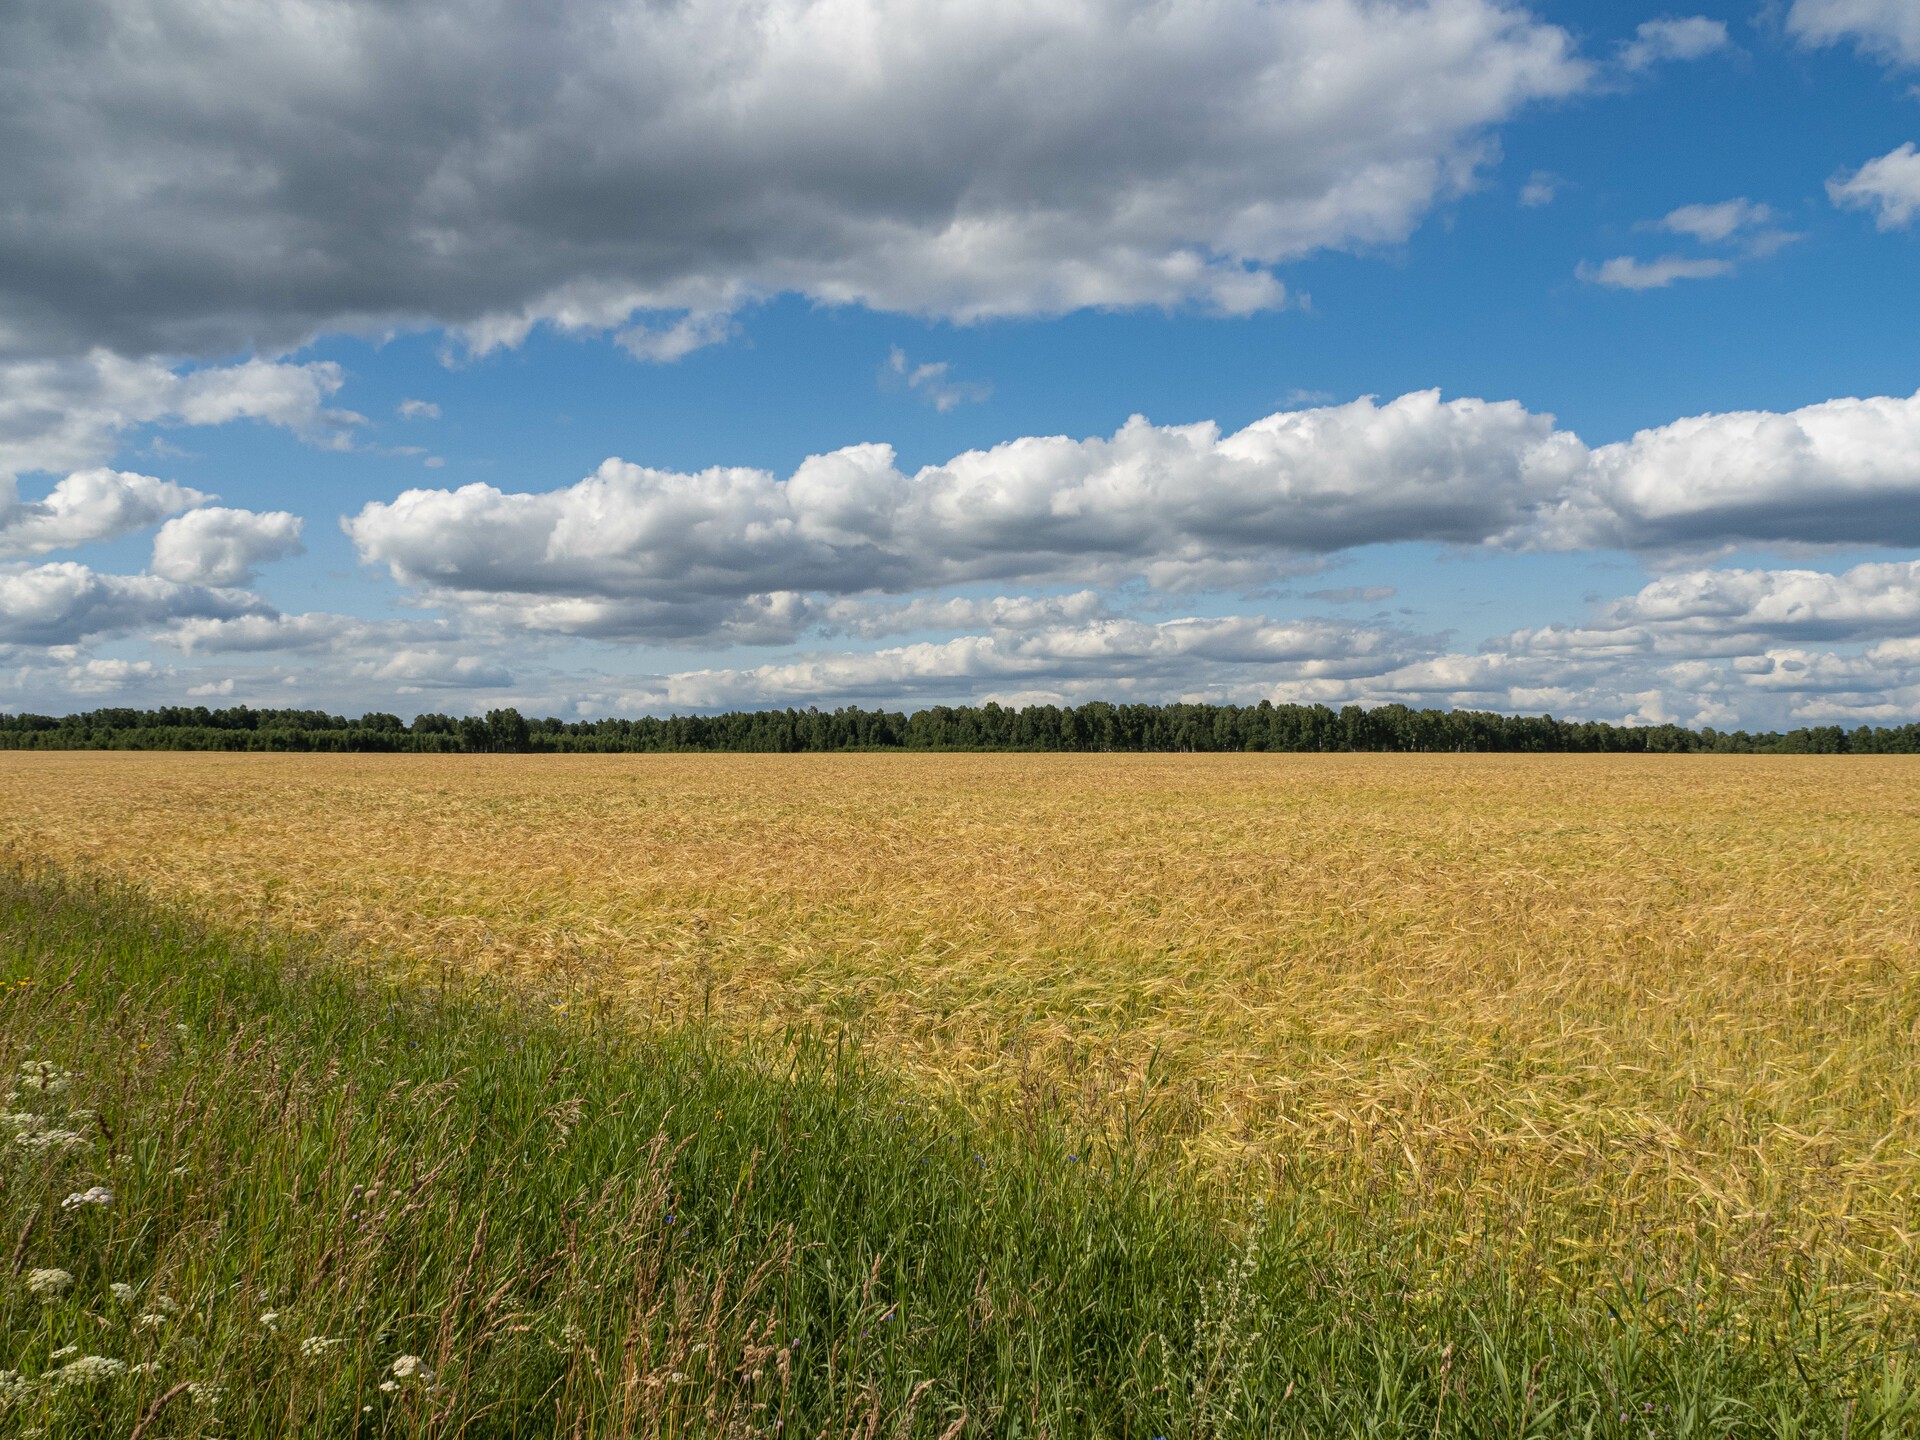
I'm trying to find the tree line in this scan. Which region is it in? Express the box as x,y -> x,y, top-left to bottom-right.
1,701 -> 1915,754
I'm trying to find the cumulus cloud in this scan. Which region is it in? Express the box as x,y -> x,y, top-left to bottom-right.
344,391 -> 1586,640
1619,17 -> 1730,71
611,613 -> 1422,710
1576,255 -> 1736,290
0,352 -> 363,477
1789,0 -> 1920,66
1535,390 -> 1920,550
0,563 -> 270,647
0,0 -> 1585,361
1,469 -> 207,559
150,508 -> 306,586
823,591 -> 1111,639
161,612 -> 450,656
343,386 -> 1920,645
1830,143 -> 1920,229
397,399 -> 441,421
1503,558 -> 1920,654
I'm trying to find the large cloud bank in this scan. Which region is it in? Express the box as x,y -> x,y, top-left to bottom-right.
0,0 -> 1582,361
343,388 -> 1920,642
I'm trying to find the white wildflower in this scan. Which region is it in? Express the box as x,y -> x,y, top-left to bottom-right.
259,1310 -> 280,1330
61,1186 -> 112,1210
52,1355 -> 127,1385
300,1336 -> 342,1358
16,1062 -> 75,1094
390,1355 -> 431,1382
134,1314 -> 168,1331
152,1294 -> 179,1315
17,1127 -> 85,1151
188,1381 -> 225,1409
129,1362 -> 160,1377
25,1268 -> 73,1297
379,1380 -> 399,1393
49,1345 -> 78,1361
1,1111 -> 39,1132
0,1369 -> 37,1408
109,1283 -> 136,1304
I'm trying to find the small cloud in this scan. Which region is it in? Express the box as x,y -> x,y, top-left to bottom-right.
1656,197 -> 1773,243
1577,255 -> 1736,290
882,347 -> 992,412
424,455 -> 446,469
1586,197 -> 1798,290
142,437 -> 196,461
1620,16 -> 1729,71
1519,171 -> 1560,208
1282,387 -> 1336,407
397,399 -> 440,421
187,677 -> 237,697
1830,142 -> 1920,230
1306,586 -> 1398,604
615,311 -> 734,363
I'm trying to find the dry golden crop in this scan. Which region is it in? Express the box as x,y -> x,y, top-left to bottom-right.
4,751 -> 1917,1334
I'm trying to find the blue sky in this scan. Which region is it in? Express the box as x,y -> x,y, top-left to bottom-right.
3,0 -> 1918,727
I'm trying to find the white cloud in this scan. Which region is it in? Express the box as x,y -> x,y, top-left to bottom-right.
1518,171 -> 1559,207
614,612 -> 1420,710
1829,143 -> 1920,229
1,469 -> 207,558
344,390 -> 1586,640
0,562 -> 270,647
150,507 -> 306,586
1509,559 -> 1920,651
0,351 -> 364,477
1620,17 -> 1730,71
883,348 -> 992,412
397,399 -> 441,421
1305,585 -> 1398,604
1656,198 -> 1774,243
1576,255 -> 1736,289
1535,389 -> 1920,550
343,386 -> 1920,645
824,590 -> 1110,638
160,612 -> 450,655
0,0 -> 1586,360
614,313 -> 737,364
1790,0 -> 1920,66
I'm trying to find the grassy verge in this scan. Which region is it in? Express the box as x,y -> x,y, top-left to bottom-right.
0,866 -> 1912,1438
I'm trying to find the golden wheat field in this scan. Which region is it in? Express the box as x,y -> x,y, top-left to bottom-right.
4,751 -> 1918,1331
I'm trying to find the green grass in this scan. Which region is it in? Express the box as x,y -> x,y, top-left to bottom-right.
0,865 -> 1913,1438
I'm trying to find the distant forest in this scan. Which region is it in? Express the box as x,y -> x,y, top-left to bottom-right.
2,702 -> 1916,754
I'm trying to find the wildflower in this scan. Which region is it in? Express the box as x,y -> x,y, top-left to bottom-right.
188,1381 -> 225,1409
26,1268 -> 73,1297
129,1362 -> 160,1377
379,1380 -> 399,1393
300,1336 -> 343,1358
109,1283 -> 136,1304
151,1294 -> 179,1314
61,1186 -> 112,1210
135,1314 -> 169,1331
390,1355 -> 432,1382
259,1310 -> 280,1329
16,1061 -> 75,1094
0,1370 -> 37,1408
17,1127 -> 86,1151
50,1345 -> 79,1361
51,1355 -> 127,1385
